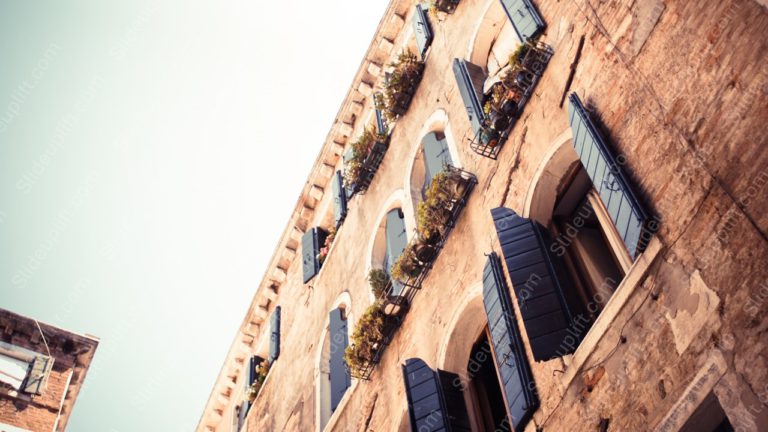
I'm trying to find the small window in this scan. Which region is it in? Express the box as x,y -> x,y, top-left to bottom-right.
0,342 -> 52,395
680,393 -> 734,432
318,306 -> 352,430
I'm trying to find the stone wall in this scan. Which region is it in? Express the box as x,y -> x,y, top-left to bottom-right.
236,0 -> 768,430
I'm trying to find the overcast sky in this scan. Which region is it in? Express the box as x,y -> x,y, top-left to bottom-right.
0,0 -> 389,430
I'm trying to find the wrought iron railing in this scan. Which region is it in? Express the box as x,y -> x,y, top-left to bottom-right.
347,137 -> 389,196
470,41 -> 553,160
349,166 -> 477,380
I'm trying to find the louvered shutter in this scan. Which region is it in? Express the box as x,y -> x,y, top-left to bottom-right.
452,59 -> 486,134
491,207 -> 584,360
332,170 -> 348,227
329,308 -> 351,411
269,306 -> 281,362
385,209 -> 408,296
23,356 -> 53,395
422,132 -> 453,188
245,356 -> 256,392
568,93 -> 652,259
302,228 -> 321,283
402,358 -> 471,432
413,4 -> 434,60
500,0 -> 545,42
483,253 -> 539,431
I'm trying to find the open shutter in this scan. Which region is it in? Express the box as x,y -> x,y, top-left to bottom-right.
491,207 -> 583,360
452,59 -> 486,134
500,0 -> 545,42
568,93 -> 652,259
483,253 -> 539,431
332,170 -> 348,227
269,306 -> 281,362
302,228 -> 321,283
413,4 -> 434,60
402,358 -> 471,432
23,356 -> 53,395
329,308 -> 351,411
245,356 -> 256,392
385,209 -> 408,296
422,132 -> 453,188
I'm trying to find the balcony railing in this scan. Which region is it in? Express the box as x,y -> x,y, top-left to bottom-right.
347,166 -> 477,380
344,134 -> 390,196
470,41 -> 553,160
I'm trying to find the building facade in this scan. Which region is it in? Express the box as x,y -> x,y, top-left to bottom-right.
197,0 -> 768,431
0,309 -> 98,432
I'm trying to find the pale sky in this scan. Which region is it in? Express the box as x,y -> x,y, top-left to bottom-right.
0,0 -> 390,430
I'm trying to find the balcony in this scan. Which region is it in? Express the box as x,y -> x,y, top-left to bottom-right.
469,41 -> 553,159
346,166 -> 477,380
344,129 -> 390,196
376,51 -> 425,122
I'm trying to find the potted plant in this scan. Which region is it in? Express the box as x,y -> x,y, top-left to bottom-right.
378,51 -> 425,121
345,303 -> 388,376
344,128 -> 389,192
391,244 -> 422,283
317,226 -> 336,265
430,0 -> 460,15
368,268 -> 391,299
245,360 -> 271,403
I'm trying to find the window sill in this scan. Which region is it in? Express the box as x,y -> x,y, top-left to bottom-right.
559,235 -> 663,389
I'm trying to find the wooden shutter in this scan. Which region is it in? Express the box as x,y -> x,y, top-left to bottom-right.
483,253 -> 539,431
422,132 -> 453,188
452,59 -> 486,134
491,207 -> 583,360
568,93 -> 652,259
302,228 -> 321,283
385,209 -> 408,296
413,4 -> 434,60
245,356 -> 256,391
333,170 -> 348,227
500,0 -> 545,42
329,308 -> 351,411
23,355 -> 53,395
402,358 -> 471,432
269,306 -> 281,362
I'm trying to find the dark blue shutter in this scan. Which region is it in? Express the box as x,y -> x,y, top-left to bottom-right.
491,207 -> 583,360
329,308 -> 351,411
332,170 -> 347,227
483,253 -> 539,432
413,4 -> 433,60
245,356 -> 256,391
568,93 -> 651,259
302,228 -> 321,283
452,59 -> 486,134
402,358 -> 471,432
269,306 -> 281,362
385,209 -> 408,296
375,109 -> 387,135
500,0 -> 545,42
422,132 -> 453,188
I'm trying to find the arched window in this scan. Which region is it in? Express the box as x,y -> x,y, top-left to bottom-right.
491,94 -> 654,361
317,303 -> 352,431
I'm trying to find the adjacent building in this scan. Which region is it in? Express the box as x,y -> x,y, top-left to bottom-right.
198,0 -> 768,431
0,309 -> 98,432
